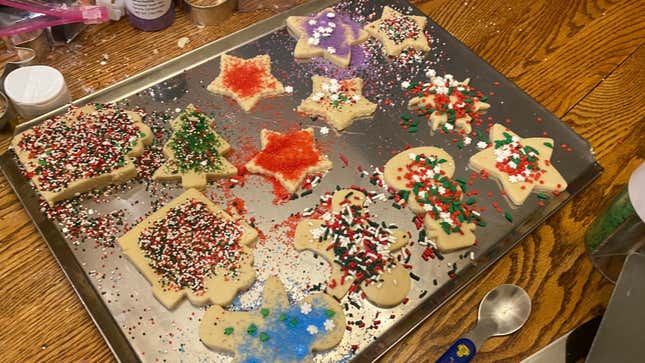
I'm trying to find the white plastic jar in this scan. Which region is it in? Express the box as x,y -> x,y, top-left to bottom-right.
3,65 -> 71,120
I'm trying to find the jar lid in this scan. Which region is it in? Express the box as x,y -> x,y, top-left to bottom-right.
3,65 -> 66,106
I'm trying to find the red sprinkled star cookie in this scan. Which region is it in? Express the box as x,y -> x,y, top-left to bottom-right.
245,128 -> 332,193
208,54 -> 285,112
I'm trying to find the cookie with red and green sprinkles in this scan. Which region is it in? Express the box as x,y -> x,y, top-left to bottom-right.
384,147 -> 482,251
365,6 -> 430,57
152,104 -> 237,190
118,188 -> 258,309
469,124 -> 568,207
294,189 -> 412,307
405,73 -> 490,135
200,276 -> 345,362
12,104 -> 152,206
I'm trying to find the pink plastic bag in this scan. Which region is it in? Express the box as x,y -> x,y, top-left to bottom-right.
0,0 -> 108,36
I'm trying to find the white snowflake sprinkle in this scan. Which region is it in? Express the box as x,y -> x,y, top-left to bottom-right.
300,302 -> 312,315
476,141 -> 488,149
284,86 -> 293,93
307,325 -> 319,335
401,80 -> 410,89
320,127 -> 329,135
324,319 -> 335,331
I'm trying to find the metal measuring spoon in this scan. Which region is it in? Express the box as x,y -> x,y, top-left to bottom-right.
436,284 -> 532,363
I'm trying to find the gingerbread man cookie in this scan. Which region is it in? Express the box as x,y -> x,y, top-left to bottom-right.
118,188 -> 258,309
469,124 -> 567,206
294,189 -> 411,307
153,104 -> 237,190
199,276 -> 345,363
384,147 -> 482,251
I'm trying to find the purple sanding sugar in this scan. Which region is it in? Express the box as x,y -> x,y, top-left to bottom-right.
304,11 -> 363,57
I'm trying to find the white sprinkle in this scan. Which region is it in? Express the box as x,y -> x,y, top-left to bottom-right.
285,86 -> 293,93
476,141 -> 488,149
300,302 -> 312,315
320,127 -> 329,135
324,319 -> 336,331
326,46 -> 336,54
326,12 -> 336,18
177,37 -> 190,48
401,80 -> 410,89
426,69 -> 436,78
463,136 -> 472,145
308,19 -> 317,25
307,325 -> 319,335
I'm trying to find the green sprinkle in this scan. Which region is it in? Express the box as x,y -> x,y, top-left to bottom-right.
537,193 -> 547,199
279,313 -> 287,321
224,327 -> 234,335
504,212 -> 513,222
325,309 -> 336,318
247,323 -> 257,336
259,332 -> 269,342
465,197 -> 476,205
408,127 -> 418,133
260,308 -> 270,318
543,142 -> 553,148
288,317 -> 298,327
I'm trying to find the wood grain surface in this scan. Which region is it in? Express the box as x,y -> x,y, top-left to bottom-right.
0,0 -> 643,362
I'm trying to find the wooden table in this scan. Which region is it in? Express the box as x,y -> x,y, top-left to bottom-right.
1,1 -> 643,361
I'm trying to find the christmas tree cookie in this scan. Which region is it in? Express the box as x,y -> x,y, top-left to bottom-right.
200,276 -> 345,363
384,147 -> 482,251
406,73 -> 490,134
208,54 -> 285,112
469,124 -> 567,207
118,188 -> 258,309
245,128 -> 332,193
294,189 -> 412,307
365,6 -> 430,57
286,8 -> 369,68
12,104 -> 152,206
297,76 -> 377,131
153,104 -> 236,190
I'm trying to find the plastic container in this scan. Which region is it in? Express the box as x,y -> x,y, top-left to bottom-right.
3,65 -> 71,120
585,162 -> 645,282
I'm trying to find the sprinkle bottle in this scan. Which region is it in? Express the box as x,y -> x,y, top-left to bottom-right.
125,0 -> 175,31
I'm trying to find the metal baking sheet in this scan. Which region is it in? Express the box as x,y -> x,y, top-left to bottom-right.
1,0 -> 602,362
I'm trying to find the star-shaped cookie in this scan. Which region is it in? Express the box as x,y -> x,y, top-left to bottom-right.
384,147 -> 481,251
286,8 -> 369,68
153,104 -> 237,190
118,188 -> 258,309
407,74 -> 490,134
469,124 -> 568,207
245,128 -> 332,193
207,54 -> 285,112
297,76 -> 377,131
294,189 -> 412,307
200,276 -> 346,363
365,6 -> 430,57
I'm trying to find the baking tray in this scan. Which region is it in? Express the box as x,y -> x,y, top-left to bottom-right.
0,0 -> 602,362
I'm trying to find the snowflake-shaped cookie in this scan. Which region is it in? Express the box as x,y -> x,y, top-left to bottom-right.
199,276 -> 345,362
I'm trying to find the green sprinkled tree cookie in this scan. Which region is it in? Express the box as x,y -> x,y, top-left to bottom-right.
199,276 -> 345,362
469,124 -> 567,207
118,188 -> 258,309
294,189 -> 412,307
153,104 -> 237,190
384,146 -> 482,252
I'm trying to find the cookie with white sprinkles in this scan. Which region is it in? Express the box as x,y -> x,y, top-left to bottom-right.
297,75 -> 377,131
200,276 -> 345,363
384,147 -> 482,251
118,188 -> 258,309
294,189 -> 412,307
469,124 -> 567,207
12,104 -> 152,206
365,6 -> 430,57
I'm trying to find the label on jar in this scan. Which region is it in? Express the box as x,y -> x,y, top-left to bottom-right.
125,0 -> 172,20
